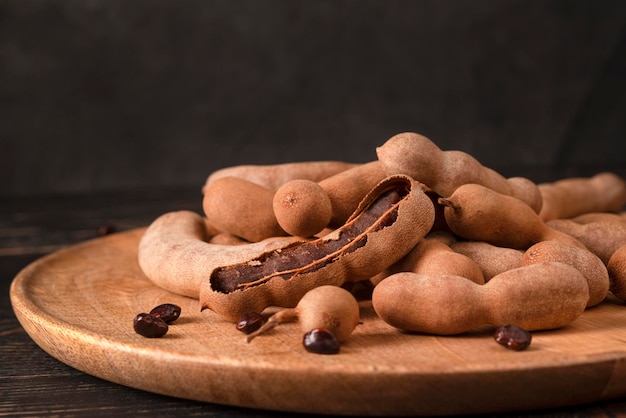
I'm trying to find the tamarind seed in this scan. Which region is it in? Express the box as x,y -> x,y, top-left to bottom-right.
236,312 -> 265,334
303,328 -> 340,355
493,324 -> 532,351
150,303 -> 182,323
133,313 -> 169,338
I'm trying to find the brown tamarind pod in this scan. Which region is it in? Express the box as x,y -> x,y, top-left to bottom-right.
372,231 -> 485,285
138,211 -> 300,299
203,160 -> 358,192
522,240 -> 610,308
271,161 -> 388,237
272,179 -> 333,237
200,175 -> 436,322
376,132 -> 543,213
570,212 -> 626,225
202,176 -> 287,242
372,262 -> 589,335
546,218 -> 626,265
318,161 -> 389,228
450,241 -> 524,282
538,172 -> 626,222
607,244 -> 626,301
438,183 -> 586,251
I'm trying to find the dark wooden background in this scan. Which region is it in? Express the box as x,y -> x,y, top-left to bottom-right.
2,0 -> 626,199
3,0 -> 626,416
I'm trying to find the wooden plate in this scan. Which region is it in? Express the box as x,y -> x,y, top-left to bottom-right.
9,228 -> 626,416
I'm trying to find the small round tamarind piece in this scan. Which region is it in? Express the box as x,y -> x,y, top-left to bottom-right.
303,328 -> 341,355
273,179 -> 333,237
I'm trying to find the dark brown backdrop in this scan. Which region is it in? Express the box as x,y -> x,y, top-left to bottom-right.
2,0 -> 626,198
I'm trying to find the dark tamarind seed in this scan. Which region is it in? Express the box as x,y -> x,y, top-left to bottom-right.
134,313 -> 169,338
494,324 -> 532,351
303,328 -> 340,355
236,312 -> 265,334
150,303 -> 182,323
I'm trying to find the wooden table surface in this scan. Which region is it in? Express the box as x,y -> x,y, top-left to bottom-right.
3,188 -> 626,418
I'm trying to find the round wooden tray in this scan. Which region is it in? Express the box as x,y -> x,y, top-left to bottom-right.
9,228 -> 626,416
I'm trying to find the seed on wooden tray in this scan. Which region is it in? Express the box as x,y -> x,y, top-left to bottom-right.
150,303 -> 182,323
493,324 -> 532,351
133,313 -> 169,338
236,312 -> 265,334
302,328 -> 340,355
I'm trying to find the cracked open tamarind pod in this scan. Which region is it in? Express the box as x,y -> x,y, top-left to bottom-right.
200,174 -> 436,322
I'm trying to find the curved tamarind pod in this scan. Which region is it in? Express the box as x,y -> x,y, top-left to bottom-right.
522,240 -> 610,308
376,132 -> 543,213
203,160 -> 358,192
372,262 -> 589,335
439,183 -> 587,251
607,244 -> 626,301
570,212 -> 626,225
371,231 -> 485,286
138,211 -> 300,299
546,219 -> 626,265
318,161 -> 388,228
450,241 -> 523,282
202,176 -> 287,242
538,172 -> 626,222
200,175 -> 436,322
272,161 -> 388,237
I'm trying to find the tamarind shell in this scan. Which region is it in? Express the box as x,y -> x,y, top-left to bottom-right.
200,175 -> 435,322
137,211 -> 300,299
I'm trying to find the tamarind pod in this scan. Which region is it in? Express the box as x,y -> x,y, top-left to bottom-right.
318,161 -> 388,228
137,211 -> 300,299
272,179 -> 333,237
522,240 -> 610,308
570,212 -> 626,225
200,175 -> 436,322
438,183 -> 587,251
202,176 -> 287,242
450,241 -> 524,282
607,244 -> 626,301
203,161 -> 358,192
208,232 -> 248,246
372,231 -> 485,286
273,162 -> 425,237
538,172 -> 626,222
376,132 -> 543,213
546,219 -> 626,265
372,262 -> 589,335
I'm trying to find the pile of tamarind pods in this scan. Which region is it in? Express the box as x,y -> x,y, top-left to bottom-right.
138,132 -> 626,343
